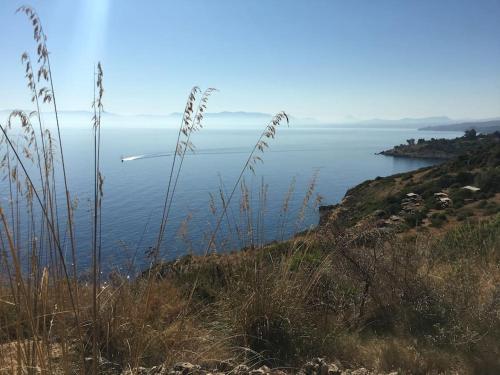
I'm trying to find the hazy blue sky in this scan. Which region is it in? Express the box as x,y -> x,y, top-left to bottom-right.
0,0 -> 499,122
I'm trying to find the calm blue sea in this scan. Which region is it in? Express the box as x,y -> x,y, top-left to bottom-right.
1,125 -> 461,274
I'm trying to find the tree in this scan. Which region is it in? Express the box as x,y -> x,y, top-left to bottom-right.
464,128 -> 477,139
406,138 -> 415,146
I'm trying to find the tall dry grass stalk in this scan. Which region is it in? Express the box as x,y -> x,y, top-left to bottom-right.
91,62 -> 105,375
17,6 -> 78,285
155,87 -> 217,260
179,112 -> 290,324
204,111 -> 289,255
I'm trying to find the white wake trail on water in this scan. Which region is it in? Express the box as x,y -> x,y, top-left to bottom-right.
121,153 -> 172,162
121,147 -> 318,162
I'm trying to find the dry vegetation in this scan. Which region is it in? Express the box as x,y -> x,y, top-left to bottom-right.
1,6 -> 499,375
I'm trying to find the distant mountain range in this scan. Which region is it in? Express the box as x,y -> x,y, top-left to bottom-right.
0,110 -> 316,127
1,109 -> 499,132
353,116 -> 455,127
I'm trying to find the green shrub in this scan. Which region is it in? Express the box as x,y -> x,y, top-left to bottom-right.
430,212 -> 447,228
431,214 -> 500,261
484,201 -> 500,216
475,167 -> 500,194
405,210 -> 429,227
457,209 -> 474,221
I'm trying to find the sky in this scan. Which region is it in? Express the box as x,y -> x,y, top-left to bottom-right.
0,0 -> 499,122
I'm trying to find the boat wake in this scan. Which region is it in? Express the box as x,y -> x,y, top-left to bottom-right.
121,153 -> 172,162
121,147 -> 318,162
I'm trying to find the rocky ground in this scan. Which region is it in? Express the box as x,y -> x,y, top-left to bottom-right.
112,358 -> 398,375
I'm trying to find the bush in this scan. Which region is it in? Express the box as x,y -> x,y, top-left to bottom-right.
457,209 -> 474,221
449,188 -> 473,207
455,171 -> 475,185
484,201 -> 500,216
430,212 -> 447,227
475,167 -> 500,194
405,209 -> 428,227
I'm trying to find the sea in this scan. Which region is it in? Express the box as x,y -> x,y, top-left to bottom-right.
0,123 -> 462,274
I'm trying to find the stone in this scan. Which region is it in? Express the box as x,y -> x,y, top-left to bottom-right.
150,364 -> 172,375
172,362 -> 201,375
85,356 -> 121,374
250,365 -> 271,375
259,365 -> 270,373
302,358 -> 329,375
349,368 -> 370,375
326,364 -> 341,375
233,364 -> 250,375
121,367 -> 150,375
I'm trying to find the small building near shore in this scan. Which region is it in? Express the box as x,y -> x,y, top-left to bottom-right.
462,185 -> 481,193
434,192 -> 448,198
438,197 -> 452,208
406,193 -> 420,199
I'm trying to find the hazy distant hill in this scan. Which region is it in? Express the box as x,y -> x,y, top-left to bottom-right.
420,119 -> 500,134
0,109 -> 317,128
358,116 -> 454,127
313,116 -> 457,129
3,108 -> 499,132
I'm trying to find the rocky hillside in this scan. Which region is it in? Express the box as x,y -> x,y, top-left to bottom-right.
378,131 -> 498,159
323,132 -> 500,232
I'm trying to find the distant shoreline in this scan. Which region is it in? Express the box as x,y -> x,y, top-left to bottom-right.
377,149 -> 452,160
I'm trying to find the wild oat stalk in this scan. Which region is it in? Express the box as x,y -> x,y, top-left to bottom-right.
17,5 -> 78,285
21,53 -> 52,268
91,62 -> 105,374
154,87 -> 217,260
183,111 -> 289,312
278,176 -> 296,240
0,119 -> 81,372
204,111 -> 289,255
133,87 -> 216,369
0,120 -> 74,297
295,170 -> 321,231
0,6 -> 85,371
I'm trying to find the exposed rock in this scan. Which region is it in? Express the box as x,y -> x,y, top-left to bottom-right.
250,365 -> 271,375
233,364 -> 250,375
85,356 -> 122,374
118,359 -> 397,375
171,362 -> 202,375
347,369 -> 369,375
302,358 -> 341,375
122,367 -> 151,375
150,364 -> 171,375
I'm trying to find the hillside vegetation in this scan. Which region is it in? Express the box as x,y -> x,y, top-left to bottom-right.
379,131 -> 498,160
340,132 -> 500,231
